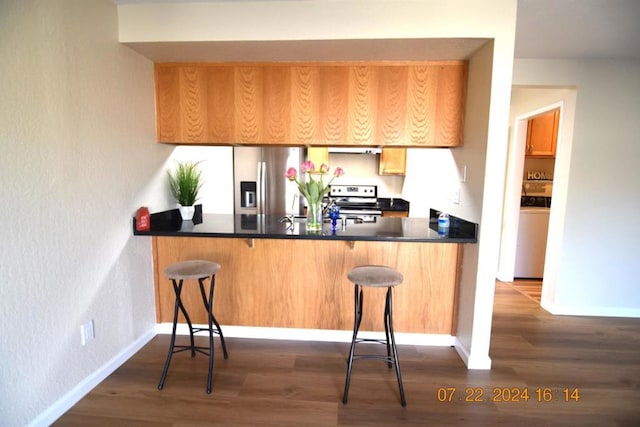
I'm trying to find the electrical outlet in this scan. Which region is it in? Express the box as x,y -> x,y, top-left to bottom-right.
80,320 -> 95,346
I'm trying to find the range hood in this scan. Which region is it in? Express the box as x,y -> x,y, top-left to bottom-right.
327,147 -> 382,154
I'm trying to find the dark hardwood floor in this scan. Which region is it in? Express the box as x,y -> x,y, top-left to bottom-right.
55,282 -> 640,426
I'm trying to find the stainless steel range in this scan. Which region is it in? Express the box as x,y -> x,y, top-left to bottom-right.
329,184 -> 382,223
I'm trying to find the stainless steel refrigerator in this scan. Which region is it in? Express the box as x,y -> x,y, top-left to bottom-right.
233,146 -> 305,217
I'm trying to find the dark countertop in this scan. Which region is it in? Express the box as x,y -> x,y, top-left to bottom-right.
133,206 -> 477,243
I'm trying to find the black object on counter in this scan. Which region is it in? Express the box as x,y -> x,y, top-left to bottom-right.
131,204 -> 203,232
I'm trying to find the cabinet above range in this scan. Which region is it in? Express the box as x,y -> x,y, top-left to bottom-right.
155,62 -> 467,148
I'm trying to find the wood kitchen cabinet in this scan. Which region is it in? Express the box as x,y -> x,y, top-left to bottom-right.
381,210 -> 409,218
155,62 -> 467,147
526,108 -> 560,158
306,147 -> 329,169
378,147 -> 407,175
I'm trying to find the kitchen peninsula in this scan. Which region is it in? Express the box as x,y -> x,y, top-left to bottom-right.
135,208 -> 477,338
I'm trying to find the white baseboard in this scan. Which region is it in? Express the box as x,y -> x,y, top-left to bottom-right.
453,337 -> 492,370
29,328 -> 156,427
155,323 -> 456,347
542,301 -> 640,318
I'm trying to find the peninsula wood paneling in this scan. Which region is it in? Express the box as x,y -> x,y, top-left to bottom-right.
153,236 -> 460,335
155,62 -> 467,146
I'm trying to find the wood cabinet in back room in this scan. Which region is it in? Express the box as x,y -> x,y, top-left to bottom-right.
155,62 -> 467,148
526,108 -> 559,158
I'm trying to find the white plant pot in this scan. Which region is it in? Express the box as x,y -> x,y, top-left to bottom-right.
178,205 -> 195,221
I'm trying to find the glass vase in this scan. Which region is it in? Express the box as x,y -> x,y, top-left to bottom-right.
306,199 -> 323,232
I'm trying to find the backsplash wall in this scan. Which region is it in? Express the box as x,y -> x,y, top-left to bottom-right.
328,152 -> 405,198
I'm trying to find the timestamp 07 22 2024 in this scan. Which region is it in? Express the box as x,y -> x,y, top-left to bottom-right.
436,386 -> 580,403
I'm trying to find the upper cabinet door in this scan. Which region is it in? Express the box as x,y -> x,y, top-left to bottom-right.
526,108 -> 560,158
156,66 -> 209,143
347,66 -> 378,146
290,66 -> 320,145
376,66 -> 408,146
379,147 -> 407,175
155,62 -> 467,147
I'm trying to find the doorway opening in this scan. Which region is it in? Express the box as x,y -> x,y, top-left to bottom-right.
497,86 -> 577,312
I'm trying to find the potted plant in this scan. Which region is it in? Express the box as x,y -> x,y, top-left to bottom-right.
167,160 -> 203,220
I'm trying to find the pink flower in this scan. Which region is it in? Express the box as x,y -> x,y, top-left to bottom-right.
300,161 -> 315,173
284,162 -> 344,205
284,167 -> 298,181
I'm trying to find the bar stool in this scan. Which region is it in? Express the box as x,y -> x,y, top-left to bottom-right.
342,265 -> 407,407
158,259 -> 228,394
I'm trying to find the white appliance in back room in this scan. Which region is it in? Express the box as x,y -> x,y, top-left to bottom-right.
515,169 -> 553,278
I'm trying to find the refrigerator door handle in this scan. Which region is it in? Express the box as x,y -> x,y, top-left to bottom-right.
257,161 -> 266,215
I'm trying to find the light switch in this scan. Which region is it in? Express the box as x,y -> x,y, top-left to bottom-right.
451,187 -> 461,204
459,165 -> 467,183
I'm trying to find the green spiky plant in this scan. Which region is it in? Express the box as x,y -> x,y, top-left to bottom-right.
167,161 -> 203,206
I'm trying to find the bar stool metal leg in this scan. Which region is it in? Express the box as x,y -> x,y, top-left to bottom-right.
342,284 -> 363,404
198,276 -> 228,359
383,289 -> 392,369
158,279 -> 184,390
387,288 -> 407,407
175,281 -> 196,357
202,276 -> 215,394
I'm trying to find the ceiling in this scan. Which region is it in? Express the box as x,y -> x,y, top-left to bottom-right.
113,0 -> 640,61
515,0 -> 640,60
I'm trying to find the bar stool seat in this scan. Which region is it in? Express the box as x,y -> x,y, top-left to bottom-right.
158,259 -> 228,394
343,265 -> 407,407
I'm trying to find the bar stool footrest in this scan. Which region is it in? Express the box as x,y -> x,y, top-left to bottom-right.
352,355 -> 397,364
355,338 -> 389,345
171,345 -> 212,356
192,327 -> 224,336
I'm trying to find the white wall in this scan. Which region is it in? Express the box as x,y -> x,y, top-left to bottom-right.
118,0 -> 511,44
513,59 -> 640,317
168,146 -> 234,214
0,1 -> 173,425
328,153 -> 405,199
